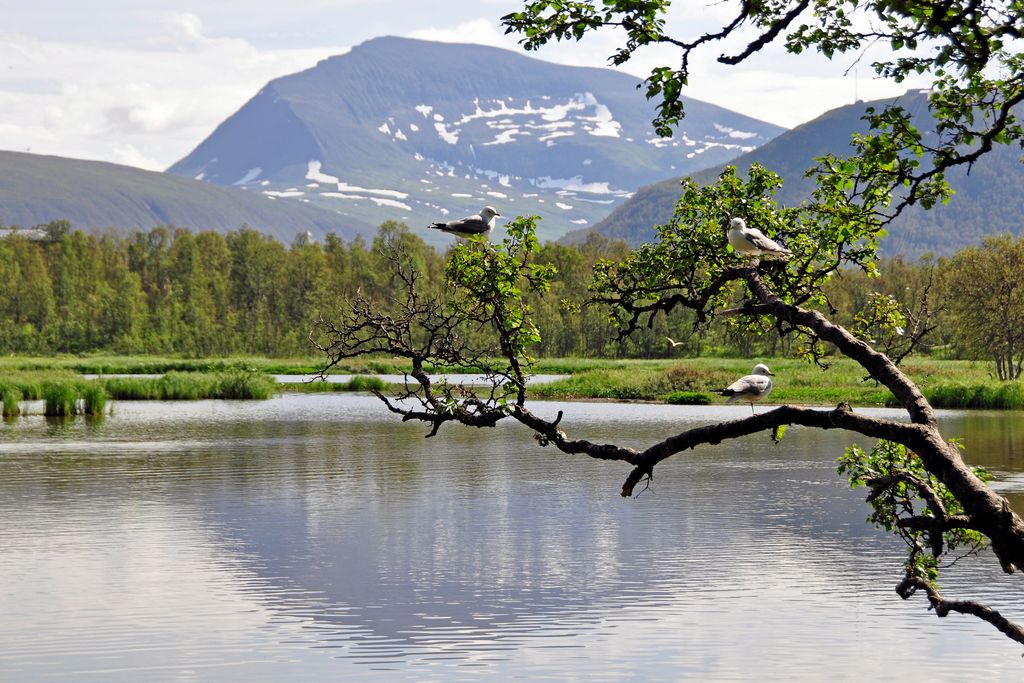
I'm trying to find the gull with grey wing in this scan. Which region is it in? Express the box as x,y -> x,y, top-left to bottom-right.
720,363 -> 774,414
727,217 -> 792,258
428,206 -> 501,238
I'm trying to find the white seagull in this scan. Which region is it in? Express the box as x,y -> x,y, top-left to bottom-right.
428,206 -> 500,239
720,363 -> 774,414
727,217 -> 792,259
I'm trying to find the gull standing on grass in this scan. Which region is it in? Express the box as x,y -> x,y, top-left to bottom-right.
720,363 -> 774,414
727,217 -> 792,258
428,206 -> 500,239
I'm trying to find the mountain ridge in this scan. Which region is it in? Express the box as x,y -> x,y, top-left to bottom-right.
564,91 -> 1024,256
168,36 -> 785,242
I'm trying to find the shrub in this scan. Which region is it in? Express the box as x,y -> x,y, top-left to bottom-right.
664,391 -> 712,405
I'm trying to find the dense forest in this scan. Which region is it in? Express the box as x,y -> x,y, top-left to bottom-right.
0,219 -> 1006,367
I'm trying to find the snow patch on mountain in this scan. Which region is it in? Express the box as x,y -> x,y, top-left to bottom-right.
434,121 -> 459,145
714,123 -> 758,140
306,161 -> 339,184
306,160 -> 409,199
234,167 -> 262,185
534,176 -> 624,195
482,128 -> 525,145
414,93 -> 623,148
263,189 -> 305,198
368,197 -> 412,211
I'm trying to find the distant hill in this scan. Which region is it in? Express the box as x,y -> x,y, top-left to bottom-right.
565,91 -> 1024,256
0,151 -> 372,241
168,36 -> 784,243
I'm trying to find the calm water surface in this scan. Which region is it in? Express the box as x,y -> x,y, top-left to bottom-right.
2,394 -> 1024,681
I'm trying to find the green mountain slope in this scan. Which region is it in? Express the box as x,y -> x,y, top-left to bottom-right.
0,151 -> 372,240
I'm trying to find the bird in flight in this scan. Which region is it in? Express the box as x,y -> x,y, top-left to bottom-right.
428,206 -> 501,238
720,363 -> 774,414
727,217 -> 792,259
665,337 -> 684,347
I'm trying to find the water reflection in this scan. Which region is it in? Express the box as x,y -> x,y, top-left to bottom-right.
1,395 -> 1023,680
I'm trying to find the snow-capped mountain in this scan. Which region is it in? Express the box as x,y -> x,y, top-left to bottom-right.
168,36 -> 784,242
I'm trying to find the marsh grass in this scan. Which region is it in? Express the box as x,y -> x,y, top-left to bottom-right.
0,355 -> 1016,408
0,355 -> 319,376
103,371 -> 276,400
285,376 -> 391,393
345,376 -> 389,392
80,384 -> 108,416
0,383 -> 21,417
922,383 -> 1024,409
42,381 -> 78,416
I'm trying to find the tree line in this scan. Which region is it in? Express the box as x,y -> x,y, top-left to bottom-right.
0,218 -> 1016,371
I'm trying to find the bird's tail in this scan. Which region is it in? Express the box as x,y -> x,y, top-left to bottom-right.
719,389 -> 739,402
427,223 -> 446,231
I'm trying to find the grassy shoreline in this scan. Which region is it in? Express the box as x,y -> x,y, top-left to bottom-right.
0,355 -> 1018,411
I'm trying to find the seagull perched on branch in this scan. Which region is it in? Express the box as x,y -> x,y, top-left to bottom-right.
428,206 -> 500,239
720,363 -> 774,414
727,217 -> 792,259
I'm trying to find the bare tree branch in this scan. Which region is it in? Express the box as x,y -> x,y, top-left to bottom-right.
897,575 -> 1024,646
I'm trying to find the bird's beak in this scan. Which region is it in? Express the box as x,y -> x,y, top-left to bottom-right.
768,371 -> 775,376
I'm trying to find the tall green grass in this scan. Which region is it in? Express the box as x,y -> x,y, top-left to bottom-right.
102,371 -> 276,400
285,376 -> 390,393
4,355 -> 1024,409
0,383 -> 21,417
42,381 -> 78,416
80,384 -> 108,416
920,383 -> 1024,409
0,355 -> 318,375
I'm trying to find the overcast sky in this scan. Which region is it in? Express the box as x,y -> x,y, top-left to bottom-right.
1,1 -> 924,171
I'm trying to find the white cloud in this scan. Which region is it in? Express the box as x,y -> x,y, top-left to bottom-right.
0,3 -> 933,171
0,13 -> 344,170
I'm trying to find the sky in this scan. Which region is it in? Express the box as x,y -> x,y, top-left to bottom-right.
0,1 -> 925,172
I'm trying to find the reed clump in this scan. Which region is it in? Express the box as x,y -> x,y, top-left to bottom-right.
103,371 -> 275,400
0,382 -> 21,417
42,381 -> 79,416
344,375 -> 389,392
80,384 -> 108,416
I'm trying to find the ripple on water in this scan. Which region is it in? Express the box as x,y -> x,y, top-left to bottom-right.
1,395 -> 1024,680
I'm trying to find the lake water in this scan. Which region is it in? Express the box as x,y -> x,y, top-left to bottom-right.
2,394 -> 1024,680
